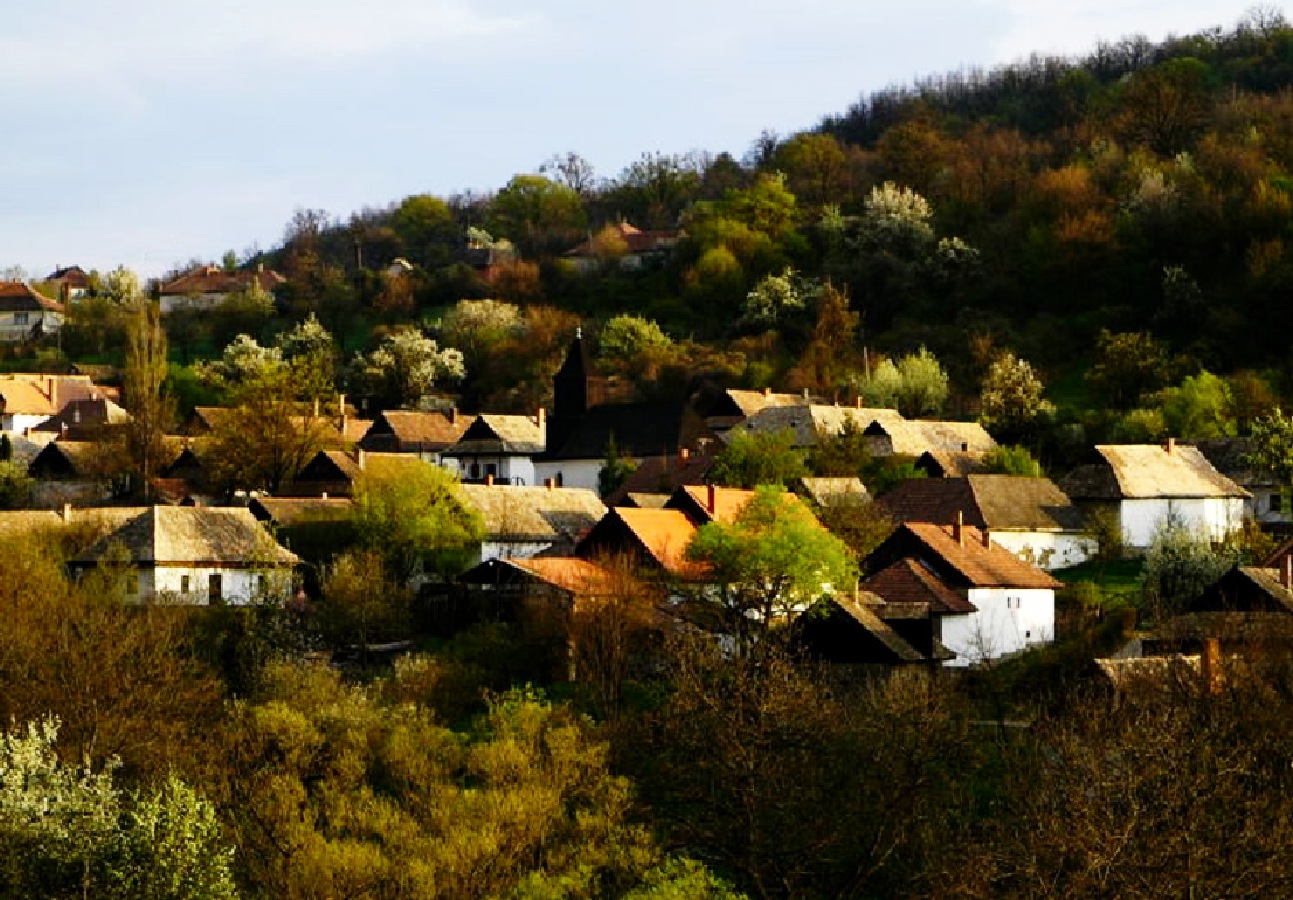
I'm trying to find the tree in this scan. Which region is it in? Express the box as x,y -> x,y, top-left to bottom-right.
981,444 -> 1045,477
123,301 -> 175,492
488,174 -> 586,256
684,486 -> 856,655
319,548 -> 413,653
348,327 -> 465,409
854,357 -> 904,409
795,281 -> 859,390
1159,370 -> 1236,439
1246,408 -> 1293,502
539,151 -> 597,197
598,433 -> 637,498
351,459 -> 484,582
0,461 -> 34,509
0,717 -> 237,900
275,314 -> 337,401
597,315 -> 673,378
896,347 -> 950,417
1087,330 -> 1172,411
390,194 -> 458,269
709,428 -> 808,489
1141,519 -> 1237,620
741,267 -> 814,327
979,351 -> 1054,440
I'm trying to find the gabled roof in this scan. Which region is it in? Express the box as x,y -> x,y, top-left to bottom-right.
873,522 -> 1063,591
606,451 -> 713,506
0,380 -> 57,417
723,389 -> 811,418
796,477 -> 870,508
46,266 -> 90,287
578,507 -> 701,576
879,475 -> 1084,532
0,281 -> 64,314
28,440 -> 101,478
1190,438 -> 1275,488
508,557 -> 614,594
158,265 -> 285,296
32,398 -> 130,433
734,404 -> 903,447
563,222 -> 679,258
71,506 -> 299,567
863,558 -> 977,614
669,484 -> 760,524
916,449 -> 989,478
818,593 -> 932,662
0,374 -> 116,414
1061,444 -> 1248,501
0,506 -> 144,539
447,414 -> 545,456
864,418 -> 997,455
359,409 -> 475,452
458,484 -> 607,544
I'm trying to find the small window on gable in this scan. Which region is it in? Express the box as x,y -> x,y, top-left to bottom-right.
14,312 -> 28,325
181,575 -> 190,594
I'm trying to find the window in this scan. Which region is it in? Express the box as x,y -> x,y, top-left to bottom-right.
1272,494 -> 1283,513
208,573 -> 223,604
257,574 -> 267,596
126,573 -> 139,595
181,575 -> 190,594
469,463 -> 480,479
13,312 -> 28,325
485,463 -> 498,478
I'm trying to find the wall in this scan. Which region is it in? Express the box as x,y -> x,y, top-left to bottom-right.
1120,497 -> 1245,549
990,530 -> 1096,571
939,587 -> 1054,667
533,459 -> 604,492
136,565 -> 294,605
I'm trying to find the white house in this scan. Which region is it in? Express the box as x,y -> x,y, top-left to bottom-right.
865,521 -> 1061,667
441,413 -> 546,486
1060,441 -> 1248,550
879,474 -> 1096,570
69,506 -> 299,605
157,264 -> 286,313
457,483 -> 607,563
0,282 -> 64,343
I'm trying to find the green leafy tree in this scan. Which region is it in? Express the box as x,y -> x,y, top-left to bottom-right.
319,548 -> 413,653
275,314 -> 337,401
597,315 -> 673,378
351,459 -> 484,581
348,327 -> 465,409
1087,330 -> 1172,411
854,357 -> 904,409
1141,520 -> 1238,620
598,433 -> 637,498
390,193 -> 458,268
742,266 -> 815,328
487,174 -> 586,256
123,301 -> 175,492
896,347 -> 950,417
981,444 -> 1045,477
710,428 -> 808,489
1159,370 -> 1236,439
1246,407 -> 1293,506
0,461 -> 34,509
685,486 -> 857,655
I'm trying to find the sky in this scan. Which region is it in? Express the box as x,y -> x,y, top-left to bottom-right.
0,0 -> 1279,278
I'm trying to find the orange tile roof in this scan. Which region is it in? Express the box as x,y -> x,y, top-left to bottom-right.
612,507 -> 702,576
511,557 -> 613,594
159,265 -> 285,296
677,485 -> 758,523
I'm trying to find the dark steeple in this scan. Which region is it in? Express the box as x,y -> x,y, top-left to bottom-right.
552,327 -> 590,422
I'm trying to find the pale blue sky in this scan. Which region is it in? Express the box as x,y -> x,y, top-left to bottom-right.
0,0 -> 1276,277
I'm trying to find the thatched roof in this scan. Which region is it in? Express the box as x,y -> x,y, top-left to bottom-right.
734,404 -> 902,447
71,506 -> 298,566
249,497 -> 355,526
865,418 -> 997,455
1061,444 -> 1248,501
448,414 -> 545,456
458,484 -> 606,543
916,449 -> 989,478
882,475 -> 1083,532
359,409 -> 475,452
796,477 -> 871,508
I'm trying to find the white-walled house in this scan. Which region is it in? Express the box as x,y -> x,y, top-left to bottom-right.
879,474 -> 1096,570
69,506 -> 299,605
157,264 -> 286,313
864,521 -> 1062,667
1060,441 -> 1248,550
457,483 -> 607,564
441,413 -> 546,486
0,281 -> 64,343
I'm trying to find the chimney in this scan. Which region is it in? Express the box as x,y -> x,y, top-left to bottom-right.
954,511 -> 964,546
1166,436 -> 1176,455
449,407 -> 457,425
321,492 -> 328,500
856,397 -> 862,409
48,377 -> 57,410
679,447 -> 690,462
356,449 -> 366,470
707,483 -> 716,514
982,527 -> 991,549
763,386 -> 771,397
537,407 -> 546,428
60,503 -> 72,522
1201,637 -> 1222,695
544,477 -> 554,490
1283,554 -> 1291,590
486,473 -> 495,486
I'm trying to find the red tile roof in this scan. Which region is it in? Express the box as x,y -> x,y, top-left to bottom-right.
159,265 -> 285,296
863,558 -> 977,614
0,281 -> 64,313
902,522 -> 1063,590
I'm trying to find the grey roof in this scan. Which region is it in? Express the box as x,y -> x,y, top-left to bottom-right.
796,477 -> 871,507
967,475 -> 1086,531
865,419 -> 997,455
72,506 -> 298,567
1062,444 -> 1248,501
446,414 -> 546,456
733,404 -> 903,447
458,484 -> 607,543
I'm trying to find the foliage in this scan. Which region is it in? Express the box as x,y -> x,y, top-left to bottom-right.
1086,331 -> 1171,411
709,428 -> 807,489
597,433 -> 637,498
199,334 -> 284,391
350,458 -> 484,581
319,547 -> 413,651
979,351 -> 1054,439
981,444 -> 1045,477
275,314 -> 338,401
684,487 -> 856,655
124,301 -> 175,490
1245,407 -> 1293,490
0,460 -> 34,509
807,417 -> 871,478
741,266 -> 815,327
597,315 -> 673,378
348,326 -> 465,408
1159,369 -> 1236,439
0,717 -> 237,900
1140,519 -> 1238,620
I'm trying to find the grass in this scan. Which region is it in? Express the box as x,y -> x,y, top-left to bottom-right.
1053,557 -> 1144,608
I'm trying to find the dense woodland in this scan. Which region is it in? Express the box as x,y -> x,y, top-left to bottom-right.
12,10 -> 1293,898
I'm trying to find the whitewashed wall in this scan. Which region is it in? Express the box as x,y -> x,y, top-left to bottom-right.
131,566 -> 294,605
939,587 -> 1055,667
533,459 -> 604,492
990,531 -> 1096,571
1120,497 -> 1245,549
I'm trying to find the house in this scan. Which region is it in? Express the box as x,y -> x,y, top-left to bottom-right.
535,331 -> 703,491
44,266 -> 91,302
1059,440 -> 1248,549
1192,438 -> 1287,525
915,449 -> 990,478
31,397 -> 130,440
68,506 -> 299,604
864,521 -> 1062,666
284,449 -> 430,497
357,408 -> 475,463
562,222 -> 680,273
878,475 -> 1094,570
862,418 -> 997,458
158,264 -> 286,313
791,591 -> 951,667
0,282 -> 64,342
27,441 -> 116,506
691,385 -> 812,437
1,375 -> 120,434
576,507 -> 702,579
605,448 -> 714,507
1191,563 -> 1293,614
731,403 -> 904,449
795,476 -> 871,510
442,413 -> 546,486
457,483 -> 608,563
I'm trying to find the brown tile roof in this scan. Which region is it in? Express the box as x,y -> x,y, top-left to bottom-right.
607,451 -> 713,505
880,475 -> 1084,532
458,484 -> 607,543
1061,444 -> 1248,500
864,558 -> 977,614
359,409 -> 475,452
509,556 -> 614,594
71,506 -> 298,566
901,522 -> 1063,590
159,265 -> 285,296
0,281 -> 64,314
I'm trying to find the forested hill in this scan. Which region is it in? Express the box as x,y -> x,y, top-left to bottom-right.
128,10 -> 1293,415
